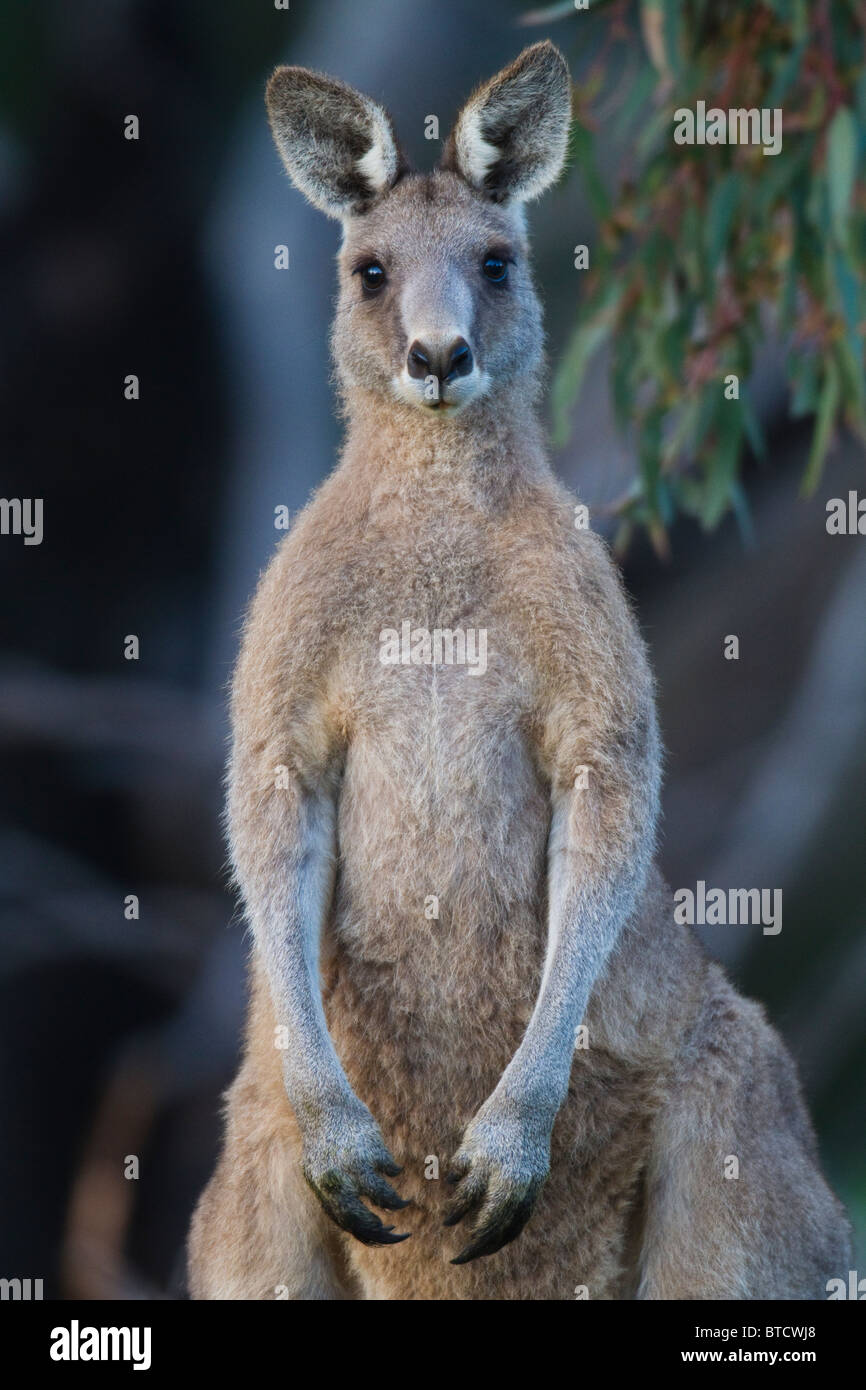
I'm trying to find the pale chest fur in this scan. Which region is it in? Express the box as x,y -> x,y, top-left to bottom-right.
322,490 -> 552,1051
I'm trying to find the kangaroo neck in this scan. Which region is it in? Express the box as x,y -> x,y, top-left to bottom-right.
339,388 -> 551,506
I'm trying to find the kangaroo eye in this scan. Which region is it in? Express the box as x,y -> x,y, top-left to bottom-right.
358,262 -> 386,293
482,255 -> 508,283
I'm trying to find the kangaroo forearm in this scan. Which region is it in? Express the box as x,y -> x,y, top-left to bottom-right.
229,756 -> 408,1247
500,866 -> 646,1113
498,778 -> 657,1119
270,956 -> 355,1118
234,778 -> 354,1119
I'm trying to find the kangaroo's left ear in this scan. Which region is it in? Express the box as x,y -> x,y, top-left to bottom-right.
441,42 -> 571,204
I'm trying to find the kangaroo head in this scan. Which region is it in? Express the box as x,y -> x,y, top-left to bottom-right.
266,43 -> 571,418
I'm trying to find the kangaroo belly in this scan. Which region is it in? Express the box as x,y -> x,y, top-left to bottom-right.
323,667 -> 550,1129
333,660 -> 549,957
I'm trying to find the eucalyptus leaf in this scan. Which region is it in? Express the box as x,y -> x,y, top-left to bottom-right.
550,0 -> 865,549
827,106 -> 857,247
801,360 -> 841,497
551,285 -> 625,446
706,172 -> 740,266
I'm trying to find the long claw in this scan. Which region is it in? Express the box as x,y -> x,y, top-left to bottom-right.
310,1169 -> 411,1245
442,1193 -> 482,1227
343,1208 -> 411,1246
449,1182 -> 542,1261
361,1171 -> 412,1211
450,1213 -> 510,1263
442,1173 -> 485,1227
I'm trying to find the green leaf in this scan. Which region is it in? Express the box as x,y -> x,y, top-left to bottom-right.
827,107 -> 857,248
754,144 -> 807,217
706,171 -> 740,266
740,389 -> 767,461
660,320 -> 686,380
791,0 -> 808,43
837,339 -> 866,432
613,61 -> 658,141
700,401 -> 742,529
639,409 -> 664,499
661,396 -> 698,468
766,38 -> 807,109
789,353 -> 820,419
681,201 -> 704,291
612,518 -> 635,558
612,337 -> 635,428
729,480 -> 756,547
661,0 -> 683,79
801,359 -> 841,497
636,104 -> 675,160
569,122 -> 611,221
831,247 -> 864,391
551,284 -> 625,446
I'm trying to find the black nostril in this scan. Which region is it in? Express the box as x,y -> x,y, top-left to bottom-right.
445,338 -> 473,381
407,342 -> 431,380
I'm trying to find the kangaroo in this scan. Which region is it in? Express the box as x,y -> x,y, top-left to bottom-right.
188,42 -> 850,1300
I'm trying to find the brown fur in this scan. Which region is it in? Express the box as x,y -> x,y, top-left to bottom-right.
188,47 -> 850,1299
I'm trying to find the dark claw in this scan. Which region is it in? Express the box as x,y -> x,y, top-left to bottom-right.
341,1207 -> 411,1246
495,1197 -> 537,1248
442,1172 -> 485,1227
451,1247 -> 482,1265
361,1170 -> 412,1211
372,1228 -> 411,1245
451,1215 -> 514,1263
307,1168 -> 411,1245
442,1190 -> 483,1227
449,1182 -> 542,1263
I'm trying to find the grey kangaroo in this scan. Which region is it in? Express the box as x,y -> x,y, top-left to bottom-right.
188,42 -> 851,1299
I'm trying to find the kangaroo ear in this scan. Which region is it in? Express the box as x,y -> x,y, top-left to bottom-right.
442,42 -> 571,205
266,66 -> 405,219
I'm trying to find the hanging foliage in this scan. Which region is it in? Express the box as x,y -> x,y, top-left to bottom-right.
528,0 -> 866,553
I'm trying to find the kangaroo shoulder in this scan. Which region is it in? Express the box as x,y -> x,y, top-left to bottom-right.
501,481 -> 644,657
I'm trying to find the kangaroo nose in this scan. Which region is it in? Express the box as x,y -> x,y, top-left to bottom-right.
407,337 -> 474,383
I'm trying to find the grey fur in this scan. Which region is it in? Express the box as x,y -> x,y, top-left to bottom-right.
187,44 -> 852,1300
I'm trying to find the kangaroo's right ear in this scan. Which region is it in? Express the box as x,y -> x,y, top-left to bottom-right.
265,66 -> 405,220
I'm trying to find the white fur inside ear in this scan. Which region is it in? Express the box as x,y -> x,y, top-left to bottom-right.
356,106 -> 398,194
455,101 -> 499,189
448,44 -> 572,204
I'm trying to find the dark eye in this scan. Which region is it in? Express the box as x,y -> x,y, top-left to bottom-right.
358,262 -> 386,293
482,255 -> 508,283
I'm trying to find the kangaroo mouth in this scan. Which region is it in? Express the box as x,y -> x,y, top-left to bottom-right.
393,370 -> 480,414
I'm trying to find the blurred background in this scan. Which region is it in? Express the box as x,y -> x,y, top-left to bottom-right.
0,0 -> 863,1298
